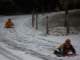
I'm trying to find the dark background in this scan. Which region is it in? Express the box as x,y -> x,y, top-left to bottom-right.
0,0 -> 80,14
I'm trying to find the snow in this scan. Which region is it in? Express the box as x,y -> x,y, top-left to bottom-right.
0,10 -> 80,60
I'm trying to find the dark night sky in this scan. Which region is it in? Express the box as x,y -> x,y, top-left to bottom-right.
0,0 -> 80,14
0,0 -> 61,14
13,0 -> 58,11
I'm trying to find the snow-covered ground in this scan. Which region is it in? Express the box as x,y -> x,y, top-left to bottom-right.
0,10 -> 80,60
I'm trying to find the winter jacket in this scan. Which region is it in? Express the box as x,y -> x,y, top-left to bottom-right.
58,43 -> 76,56
4,20 -> 14,28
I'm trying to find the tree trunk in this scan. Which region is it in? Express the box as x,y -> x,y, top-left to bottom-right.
46,16 -> 49,35
63,0 -> 70,35
65,9 -> 70,35
32,9 -> 35,27
64,7 -> 70,35
36,8 -> 38,29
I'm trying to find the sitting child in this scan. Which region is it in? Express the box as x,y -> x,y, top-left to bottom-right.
54,39 -> 76,57
4,18 -> 14,28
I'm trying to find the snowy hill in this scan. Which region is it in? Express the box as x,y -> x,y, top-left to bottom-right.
0,10 -> 80,60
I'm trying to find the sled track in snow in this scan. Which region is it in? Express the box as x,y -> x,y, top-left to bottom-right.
0,46 -> 22,60
25,48 -> 60,60
1,38 -> 60,60
0,17 -> 61,60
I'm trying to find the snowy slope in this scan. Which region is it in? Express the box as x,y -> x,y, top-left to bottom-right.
0,10 -> 80,60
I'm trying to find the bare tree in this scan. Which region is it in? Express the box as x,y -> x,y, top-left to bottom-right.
59,0 -> 70,35
64,0 -> 70,35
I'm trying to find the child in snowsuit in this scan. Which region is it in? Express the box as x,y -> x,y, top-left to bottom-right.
54,39 -> 76,57
4,18 -> 14,28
